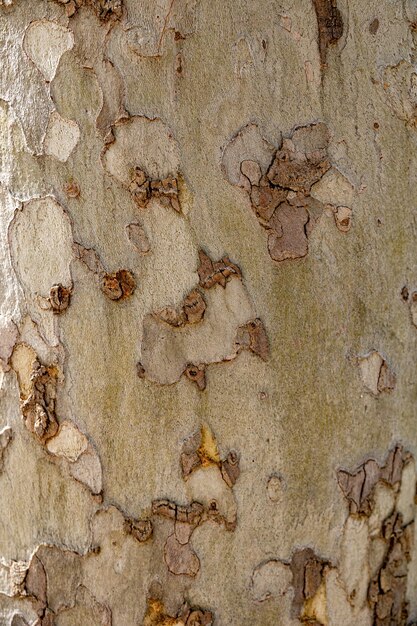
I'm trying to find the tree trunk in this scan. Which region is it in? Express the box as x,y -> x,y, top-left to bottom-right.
0,0 -> 416,624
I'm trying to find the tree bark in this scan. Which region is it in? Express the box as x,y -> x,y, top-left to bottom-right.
0,0 -> 416,624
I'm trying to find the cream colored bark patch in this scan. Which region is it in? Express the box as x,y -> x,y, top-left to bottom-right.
69,444 -> 102,494
23,21 -> 74,82
357,351 -> 384,395
367,482 -> 395,537
397,460 -> 417,526
339,516 -> 370,609
10,343 -> 37,400
310,168 -> 354,207
9,197 -> 73,298
46,421 -> 88,462
44,112 -> 80,162
250,559 -> 292,602
102,116 -> 180,184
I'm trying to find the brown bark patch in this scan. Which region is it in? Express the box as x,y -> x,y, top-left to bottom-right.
21,362 -> 59,444
48,284 -> 72,314
337,445 -> 409,515
311,0 -> 344,66
101,269 -> 136,300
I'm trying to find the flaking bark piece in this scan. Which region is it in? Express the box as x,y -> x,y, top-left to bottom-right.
368,510 -> 413,624
250,177 -> 288,224
0,426 -> 13,471
73,243 -> 105,275
124,517 -> 153,543
378,360 -> 397,393
129,167 -> 151,208
164,534 -> 200,577
143,596 -> 213,626
197,250 -> 242,289
21,361 -> 59,443
267,140 -> 330,193
289,548 -> 328,619
48,283 -> 71,314
337,444 -> 407,515
128,167 -> 180,211
178,603 -> 213,626
181,429 -> 202,478
183,290 -> 206,324
155,306 -> 185,327
267,204 -> 309,261
150,176 -> 180,213
220,451 -> 240,488
152,500 -> 204,526
25,555 -> 47,613
235,318 -> 269,360
184,364 -> 206,390
156,290 -> 205,328
101,269 -> 135,300
55,0 -> 123,22
312,0 -> 344,66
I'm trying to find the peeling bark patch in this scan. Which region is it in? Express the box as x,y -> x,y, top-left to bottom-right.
9,543 -> 114,625
197,249 -> 242,289
54,0 -> 123,21
46,420 -> 88,462
151,427 -> 239,577
290,548 -> 329,620
74,243 -> 136,301
126,223 -> 150,254
356,350 -> 396,395
23,21 -> 74,82
101,269 -> 136,300
10,343 -> 102,494
337,445 -> 408,516
311,0 -> 343,66
139,251 -> 267,387
336,445 -> 416,624
401,286 -> 417,327
43,112 -> 80,162
143,595 -> 213,626
156,288 -> 206,327
48,284 -> 71,314
69,443 -> 103,494
0,426 -> 13,471
250,559 -> 292,602
235,318 -> 269,360
180,425 -> 239,484
223,122 -> 352,262
124,517 -> 153,543
251,549 -> 329,622
164,533 -> 200,577
20,360 -> 59,444
129,168 -> 181,212
368,511 -> 413,625
25,555 -> 47,614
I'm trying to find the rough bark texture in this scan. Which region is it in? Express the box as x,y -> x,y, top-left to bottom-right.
0,0 -> 417,624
